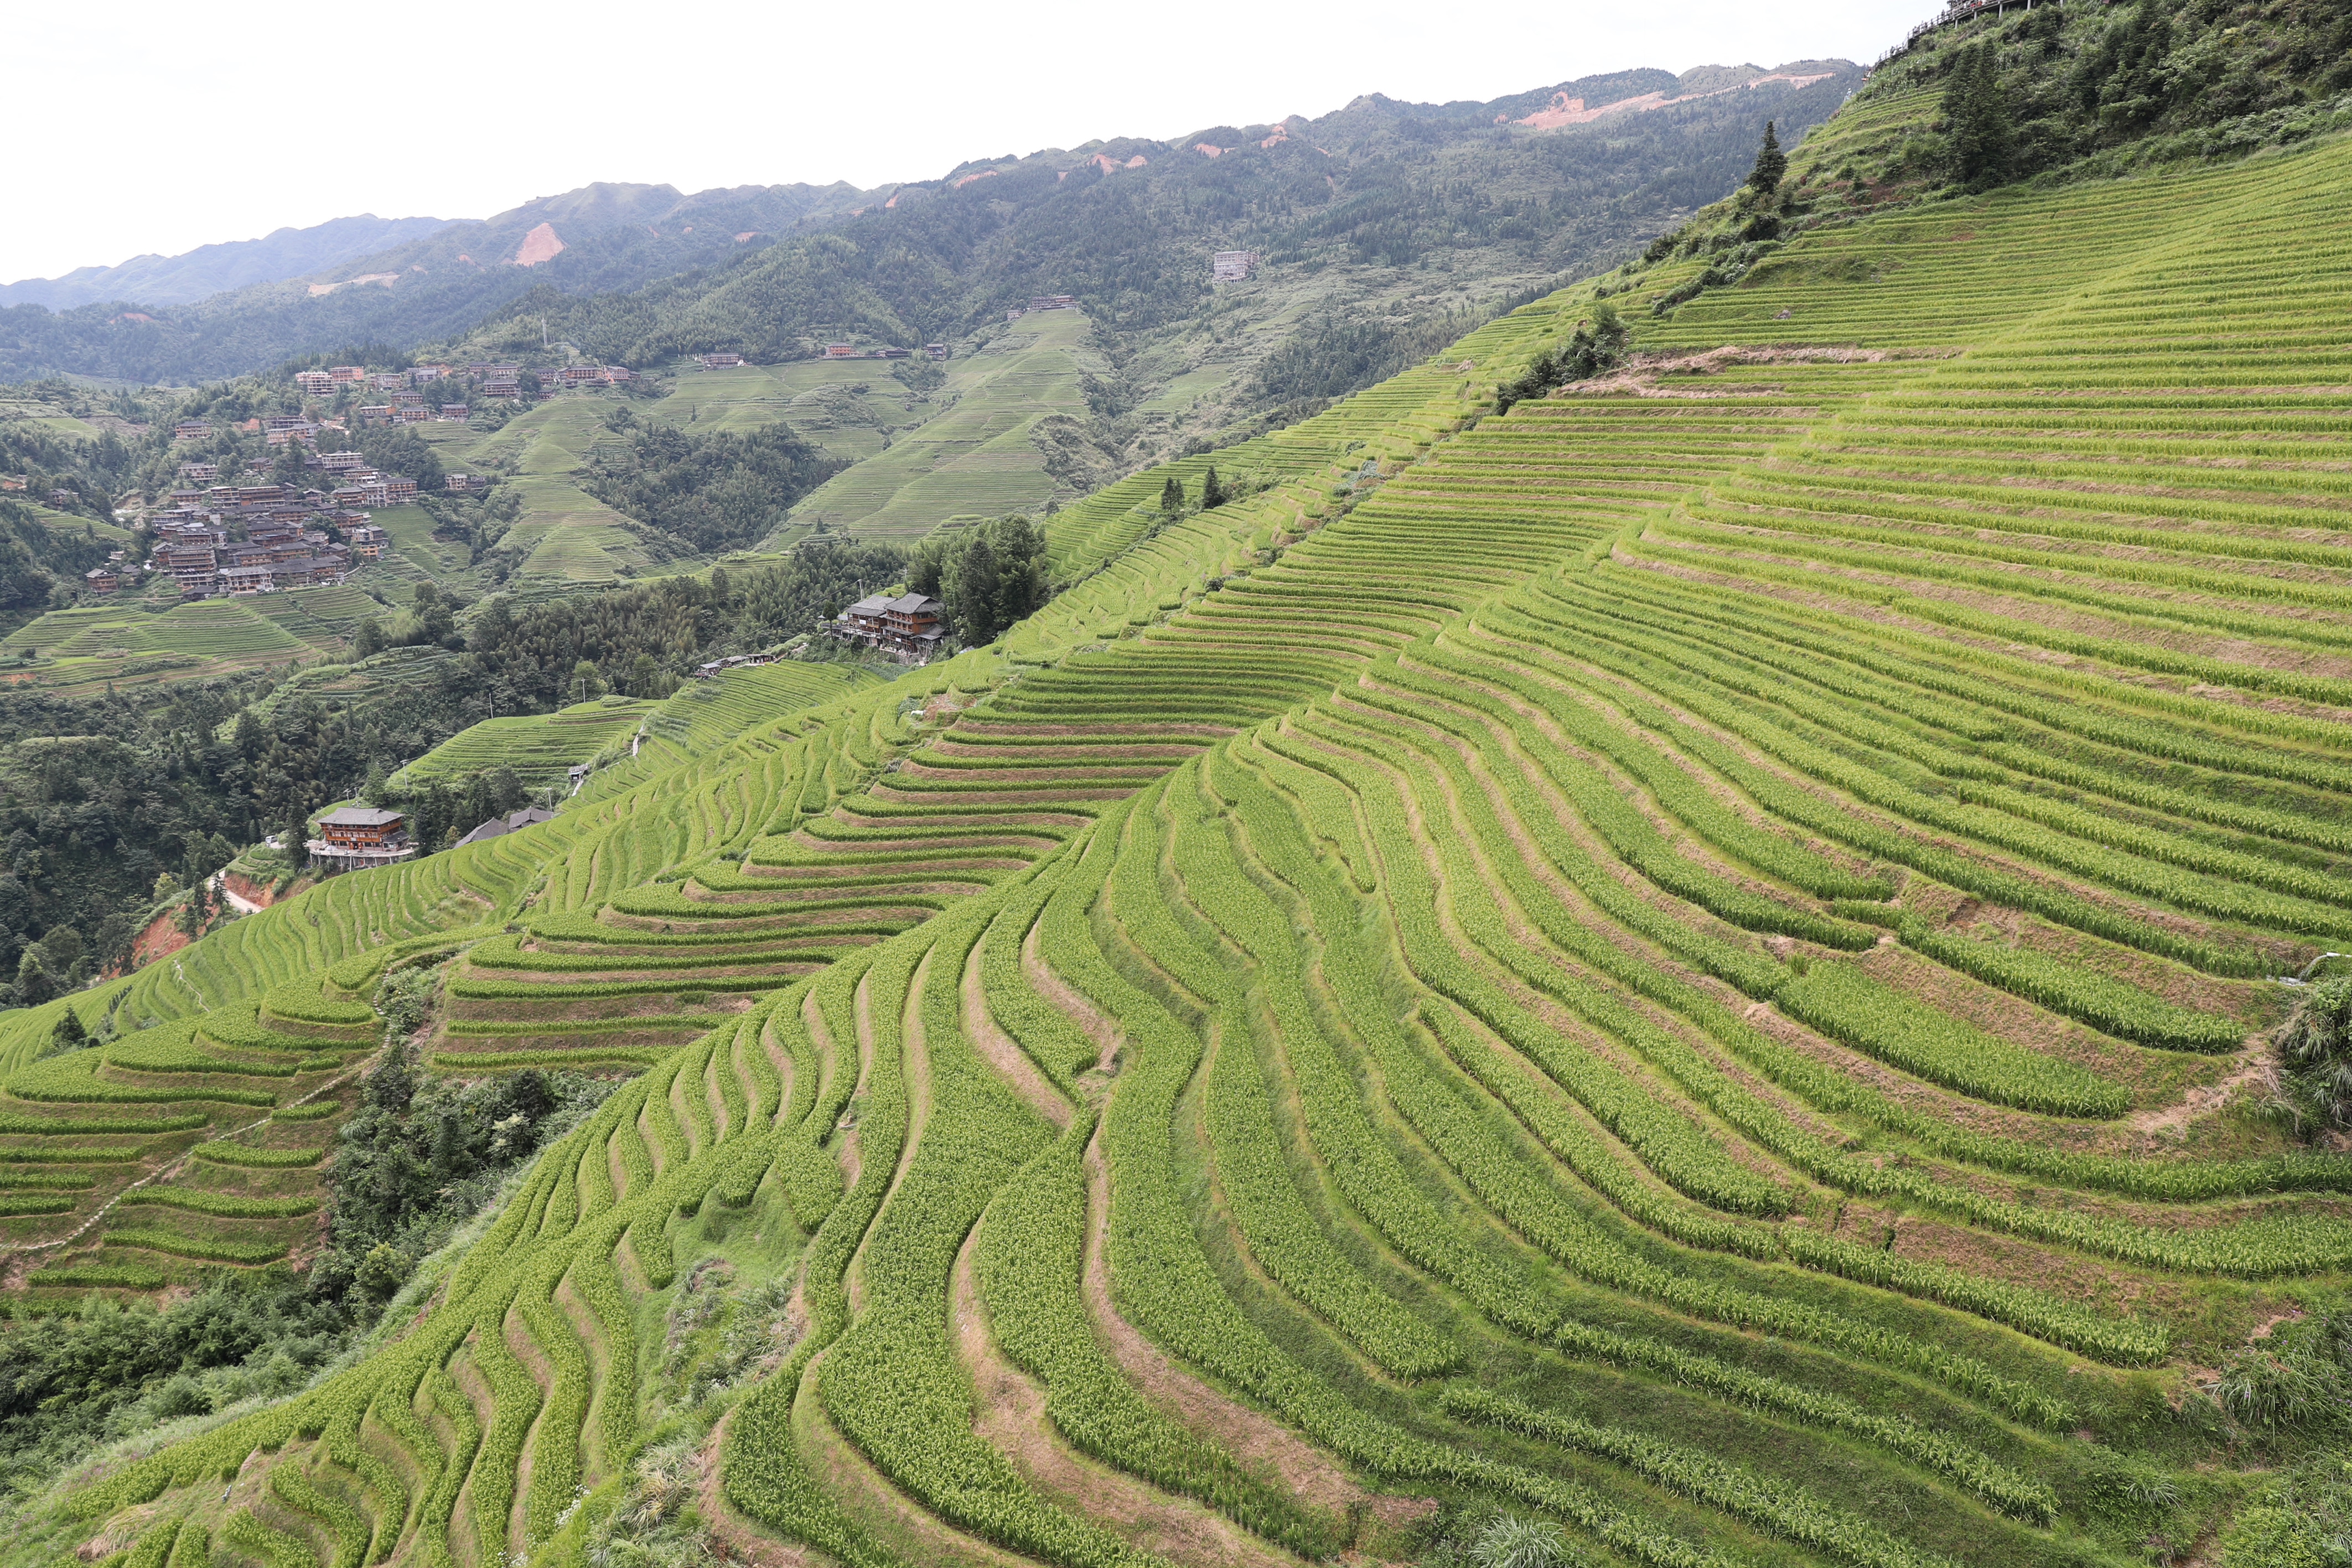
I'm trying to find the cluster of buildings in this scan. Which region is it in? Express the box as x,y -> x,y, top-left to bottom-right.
690,646 -> 789,679
1005,294 -> 1076,322
355,396 -> 468,428
300,361 -> 633,402
144,512 -> 361,597
163,363 -> 639,452
174,414 -> 346,445
823,592 -> 947,660
129,468 -> 384,598
696,344 -> 951,370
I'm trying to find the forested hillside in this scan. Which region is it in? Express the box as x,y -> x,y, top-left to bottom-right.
1,9 -> 2351,1568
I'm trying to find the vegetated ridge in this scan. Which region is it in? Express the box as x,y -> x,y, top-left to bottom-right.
0,64 -> 1859,394
0,216 -> 456,313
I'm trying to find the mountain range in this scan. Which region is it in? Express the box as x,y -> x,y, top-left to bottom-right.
0,61 -> 1858,387
0,214 -> 453,311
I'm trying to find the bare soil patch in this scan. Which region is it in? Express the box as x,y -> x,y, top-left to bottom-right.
949,1211 -> 1294,1568
1080,1136 -> 1361,1517
961,938 -> 1073,1130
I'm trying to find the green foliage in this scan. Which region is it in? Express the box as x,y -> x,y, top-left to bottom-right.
1468,1514 -> 1566,1568
1494,302 -> 1626,413
1777,963 -> 2130,1118
583,414 -> 846,553
2272,978 -> 2352,1134
307,1059 -> 611,1305
1942,44 -> 2013,186
2219,1452 -> 2352,1567
355,427 -> 442,492
1748,120 -> 1788,193
0,1274 -> 357,1471
907,515 -> 1050,648
2215,1310 -> 2352,1435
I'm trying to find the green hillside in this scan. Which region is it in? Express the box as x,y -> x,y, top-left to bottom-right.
779,307 -> 1097,538
8,30 -> 2352,1568
0,589 -> 371,689
391,699 -> 656,790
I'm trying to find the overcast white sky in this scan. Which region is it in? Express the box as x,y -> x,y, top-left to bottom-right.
6,0 -> 1925,287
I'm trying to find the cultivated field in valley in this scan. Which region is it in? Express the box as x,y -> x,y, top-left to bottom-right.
7,103 -> 2351,1568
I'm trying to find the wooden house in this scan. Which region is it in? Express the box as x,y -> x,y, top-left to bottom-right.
309,806 -> 416,870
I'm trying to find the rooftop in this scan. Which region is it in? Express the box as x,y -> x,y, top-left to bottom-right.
318,806 -> 405,827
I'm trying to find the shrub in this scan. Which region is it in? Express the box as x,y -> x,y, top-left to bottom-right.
2271,978 -> 2352,1135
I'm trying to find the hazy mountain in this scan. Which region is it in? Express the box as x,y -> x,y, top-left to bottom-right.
0,62 -> 1858,386
0,183 -> 877,386
0,214 -> 453,310
511,61 -> 1862,365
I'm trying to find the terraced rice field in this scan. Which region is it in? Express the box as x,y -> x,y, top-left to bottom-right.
19,115 -> 2352,1568
462,401 -> 659,587
0,593 -> 354,688
0,990 -> 378,1297
652,361 -> 936,458
782,307 -> 1099,539
393,699 -> 658,790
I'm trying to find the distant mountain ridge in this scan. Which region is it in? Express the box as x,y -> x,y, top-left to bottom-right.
0,181 -> 883,386
0,214 -> 453,311
0,61 -> 1859,385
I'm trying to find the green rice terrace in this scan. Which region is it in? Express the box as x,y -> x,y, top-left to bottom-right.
390,698 -> 659,791
7,66 -> 2352,1568
0,588 -> 380,689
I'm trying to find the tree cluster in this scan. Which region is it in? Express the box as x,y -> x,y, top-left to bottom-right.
1897,0 -> 2352,191
582,412 -> 846,553
1244,304 -> 1489,416
1494,300 -> 1627,413
308,1035 -> 613,1304
377,764 -> 530,854
906,516 -> 1050,647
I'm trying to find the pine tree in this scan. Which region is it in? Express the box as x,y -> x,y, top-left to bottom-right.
1946,44 -> 2014,185
1159,475 -> 1185,514
12,949 -> 50,1009
48,1010 -> 86,1056
1200,467 -> 1228,509
1749,121 -> 1787,194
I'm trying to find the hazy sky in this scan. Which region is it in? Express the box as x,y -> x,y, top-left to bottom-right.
7,0 -> 1925,287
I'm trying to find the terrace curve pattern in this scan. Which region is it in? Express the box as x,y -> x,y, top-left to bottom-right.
24,115 -> 2352,1568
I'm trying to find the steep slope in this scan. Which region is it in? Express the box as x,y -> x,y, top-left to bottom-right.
0,216 -> 454,312
13,77 -> 2352,1568
516,63 -> 1859,434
